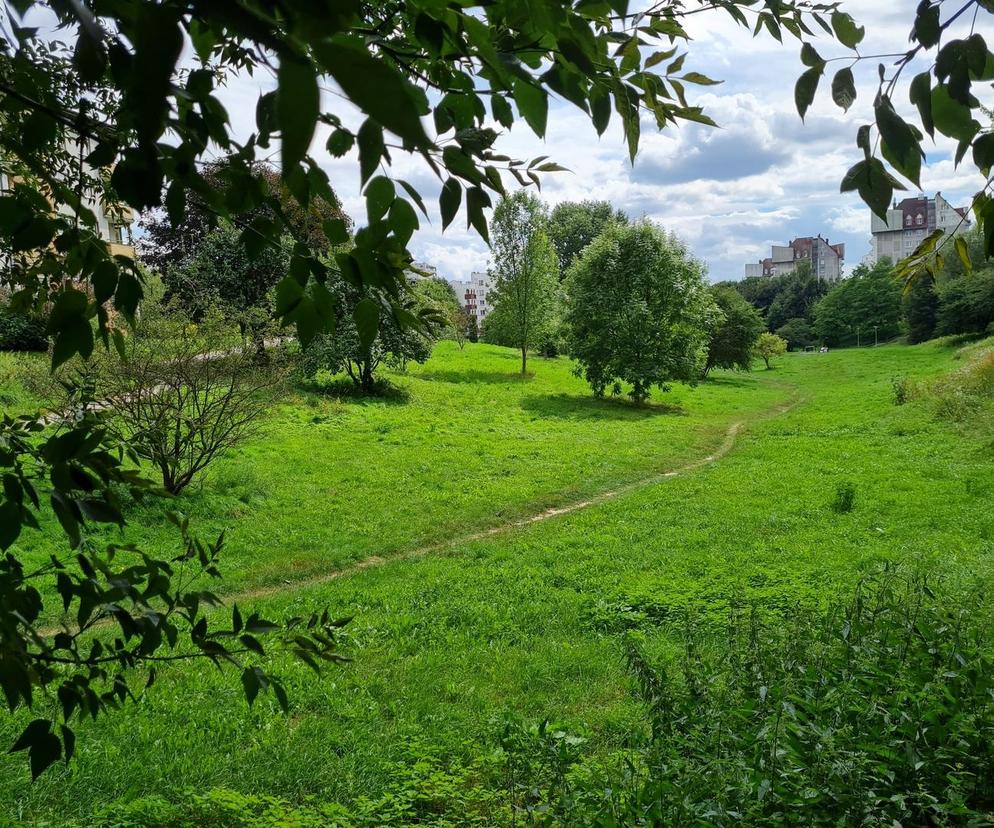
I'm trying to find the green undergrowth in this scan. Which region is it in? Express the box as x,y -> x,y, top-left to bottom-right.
3,339 -> 994,825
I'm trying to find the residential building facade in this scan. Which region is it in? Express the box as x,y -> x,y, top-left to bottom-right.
452,271 -> 494,324
866,192 -> 970,265
745,235 -> 845,280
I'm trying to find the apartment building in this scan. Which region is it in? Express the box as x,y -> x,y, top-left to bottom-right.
0,166 -> 134,261
450,271 -> 494,323
866,192 -> 970,264
745,235 -> 845,280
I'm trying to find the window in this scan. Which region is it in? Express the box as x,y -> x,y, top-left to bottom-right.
905,214 -> 912,226
916,214 -> 924,226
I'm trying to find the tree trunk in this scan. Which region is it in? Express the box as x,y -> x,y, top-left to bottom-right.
361,362 -> 375,393
520,347 -> 527,375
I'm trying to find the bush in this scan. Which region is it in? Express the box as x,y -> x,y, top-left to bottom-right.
0,307 -> 47,351
501,570 -> 994,825
891,375 -> 911,405
104,308 -> 286,494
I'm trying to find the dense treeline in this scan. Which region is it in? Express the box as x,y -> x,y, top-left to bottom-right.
719,228 -> 994,350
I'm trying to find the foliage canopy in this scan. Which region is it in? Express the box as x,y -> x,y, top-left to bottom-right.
564,222 -> 717,403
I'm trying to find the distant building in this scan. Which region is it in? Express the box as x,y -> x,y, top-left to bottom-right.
405,261 -> 438,282
745,235 -> 844,280
0,167 -> 134,261
866,192 -> 970,265
456,271 -> 494,323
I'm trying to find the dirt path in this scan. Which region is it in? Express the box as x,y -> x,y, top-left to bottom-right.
233,393 -> 801,604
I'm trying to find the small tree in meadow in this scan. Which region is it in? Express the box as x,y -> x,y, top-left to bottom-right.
705,286 -> 765,375
754,331 -> 788,369
564,222 -> 717,404
488,192 -> 559,375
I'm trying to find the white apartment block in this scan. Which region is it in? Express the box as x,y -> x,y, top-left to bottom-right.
866,192 -> 970,265
451,270 -> 494,323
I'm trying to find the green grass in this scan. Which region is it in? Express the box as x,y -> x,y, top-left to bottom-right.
2,339 -> 993,825
6,342 -> 786,595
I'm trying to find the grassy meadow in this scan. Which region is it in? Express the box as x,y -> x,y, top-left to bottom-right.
2,338 -> 993,825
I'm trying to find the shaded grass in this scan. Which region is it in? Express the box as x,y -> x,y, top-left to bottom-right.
2,340 -> 991,825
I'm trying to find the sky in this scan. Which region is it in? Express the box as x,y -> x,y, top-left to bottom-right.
213,1 -> 984,285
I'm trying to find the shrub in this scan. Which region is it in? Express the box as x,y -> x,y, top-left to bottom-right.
891,374 -> 910,405
754,332 -> 788,369
502,570 -> 994,825
0,307 -> 47,351
830,480 -> 856,513
104,308 -> 286,494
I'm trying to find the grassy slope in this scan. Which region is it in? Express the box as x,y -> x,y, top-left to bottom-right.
6,342 -> 785,594
3,340 -> 993,823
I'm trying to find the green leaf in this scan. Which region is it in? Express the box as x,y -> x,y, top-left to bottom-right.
388,198 -> 419,246
913,2 -> 941,49
794,66 -> 822,121
277,55 -> 319,173
313,38 -> 429,148
465,187 -> 491,244
831,68 -> 856,112
323,218 -> 349,246
354,298 -> 379,349
930,84 -> 979,142
840,157 -> 905,222
326,129 -> 354,157
491,94 -> 514,129
831,11 -> 865,49
800,43 -> 823,68
973,132 -> 994,173
357,119 -> 385,185
954,235 -> 972,273
876,97 -> 922,186
241,667 -> 260,707
439,178 -> 461,231
364,176 -> 395,223
909,72 -> 934,136
513,78 -> 548,137
0,501 -> 20,550
590,85 -> 611,135
680,72 -> 721,86
10,719 -> 61,781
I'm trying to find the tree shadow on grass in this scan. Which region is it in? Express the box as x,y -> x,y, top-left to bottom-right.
701,374 -> 758,389
296,376 -> 411,405
417,368 -> 534,385
520,393 -> 684,421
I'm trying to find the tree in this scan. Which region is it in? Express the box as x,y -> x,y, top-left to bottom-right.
765,261 -> 830,332
812,260 -> 904,347
488,192 -> 559,374
903,272 -> 939,344
467,315 -> 480,344
139,161 -> 351,275
935,267 -> 994,337
160,222 -> 291,353
775,317 -> 816,351
412,276 -> 464,347
546,201 -> 627,277
104,308 -> 286,495
564,223 -> 718,404
302,273 -> 439,392
705,286 -> 765,375
754,332 -> 788,369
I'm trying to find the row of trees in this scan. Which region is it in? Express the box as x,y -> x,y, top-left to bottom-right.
725,232 -> 994,352
480,193 -> 783,403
